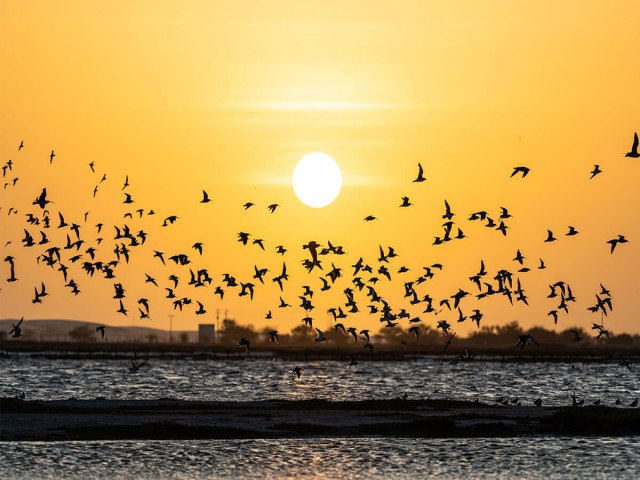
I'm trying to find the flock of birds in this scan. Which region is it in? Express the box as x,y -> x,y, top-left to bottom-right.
1,133 -> 639,404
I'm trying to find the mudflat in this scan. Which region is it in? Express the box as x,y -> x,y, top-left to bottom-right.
2,398 -> 639,440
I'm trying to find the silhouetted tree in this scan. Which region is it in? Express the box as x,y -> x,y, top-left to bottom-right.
290,324 -> 314,344
220,318 -> 256,344
68,325 -> 95,342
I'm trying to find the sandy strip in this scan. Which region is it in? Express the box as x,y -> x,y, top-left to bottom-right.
1,398 -> 639,440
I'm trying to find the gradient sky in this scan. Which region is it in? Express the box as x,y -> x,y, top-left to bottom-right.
1,1 -> 639,335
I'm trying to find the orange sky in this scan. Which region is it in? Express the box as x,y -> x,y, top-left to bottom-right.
1,1 -> 639,336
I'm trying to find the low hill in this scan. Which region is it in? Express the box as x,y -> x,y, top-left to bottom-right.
0,319 -> 195,342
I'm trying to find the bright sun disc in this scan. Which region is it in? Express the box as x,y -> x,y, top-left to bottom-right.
292,152 -> 342,208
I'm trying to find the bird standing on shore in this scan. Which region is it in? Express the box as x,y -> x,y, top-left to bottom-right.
238,338 -> 250,352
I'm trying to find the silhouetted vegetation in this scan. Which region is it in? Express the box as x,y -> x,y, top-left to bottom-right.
3,319 -> 640,351
216,319 -> 640,348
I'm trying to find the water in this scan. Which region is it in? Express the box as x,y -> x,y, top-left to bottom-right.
2,358 -> 639,478
1,437 -> 639,479
1,357 -> 638,406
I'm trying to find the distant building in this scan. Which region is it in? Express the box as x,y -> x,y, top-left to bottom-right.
198,324 -> 215,343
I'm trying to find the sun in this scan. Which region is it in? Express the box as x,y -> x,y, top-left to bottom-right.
292,152 -> 342,208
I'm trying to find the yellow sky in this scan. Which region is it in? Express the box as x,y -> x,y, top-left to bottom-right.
1,1 -> 639,335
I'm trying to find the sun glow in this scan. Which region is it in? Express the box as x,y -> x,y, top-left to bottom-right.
292,152 -> 342,208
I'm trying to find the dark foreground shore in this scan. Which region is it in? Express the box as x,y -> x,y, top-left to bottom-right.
2,398 -> 639,441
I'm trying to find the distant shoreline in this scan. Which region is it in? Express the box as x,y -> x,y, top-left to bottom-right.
2,340 -> 640,363
2,398 -> 639,441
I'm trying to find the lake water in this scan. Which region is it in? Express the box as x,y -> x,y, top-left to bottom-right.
2,437 -> 640,479
2,357 -> 640,479
1,356 -> 638,406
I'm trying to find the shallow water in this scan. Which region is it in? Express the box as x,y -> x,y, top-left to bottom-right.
1,356 -> 638,406
1,437 -> 639,479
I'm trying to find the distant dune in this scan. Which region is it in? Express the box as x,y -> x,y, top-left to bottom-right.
0,319 -> 194,342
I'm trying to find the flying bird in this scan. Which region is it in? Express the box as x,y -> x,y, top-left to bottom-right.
192,242 -> 204,255
128,359 -> 147,372
117,300 -> 128,316
625,132 -> 639,158
607,235 -> 628,253
590,164 -> 602,179
96,325 -> 106,339
9,318 -> 24,338
200,190 -> 212,203
413,163 -> 426,182
511,166 -> 530,178
32,188 -> 51,209
314,328 -> 327,342
195,301 -> 206,315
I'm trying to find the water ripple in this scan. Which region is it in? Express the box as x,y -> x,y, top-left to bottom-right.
1,437 -> 639,479
1,357 -> 638,406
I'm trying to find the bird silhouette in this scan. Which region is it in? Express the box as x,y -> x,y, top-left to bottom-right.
195,301 -> 206,315
511,166 -> 530,178
442,200 -> 454,220
413,162 -> 426,182
9,317 -> 24,338
607,235 -> 628,253
117,300 -> 128,316
200,190 -> 212,203
237,337 -> 250,352
569,329 -> 582,342
400,196 -> 412,207
625,132 -> 639,158
128,359 -> 147,372
590,164 -> 602,179
96,325 -> 106,339
33,188 -> 51,209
